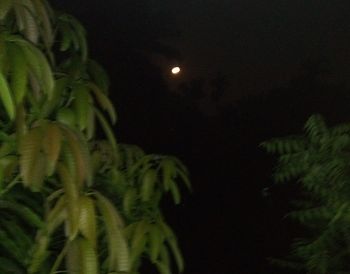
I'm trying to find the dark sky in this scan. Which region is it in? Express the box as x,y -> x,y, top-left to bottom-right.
162,0 -> 350,98
51,1 -> 350,273
54,0 -> 350,101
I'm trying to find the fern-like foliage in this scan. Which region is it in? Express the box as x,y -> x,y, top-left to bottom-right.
263,114 -> 350,273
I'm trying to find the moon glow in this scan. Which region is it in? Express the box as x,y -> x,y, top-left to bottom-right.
171,66 -> 181,74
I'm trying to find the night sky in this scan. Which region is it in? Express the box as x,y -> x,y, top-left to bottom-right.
52,1 -> 350,273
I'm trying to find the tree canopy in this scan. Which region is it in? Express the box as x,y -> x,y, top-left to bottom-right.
0,1 -> 190,273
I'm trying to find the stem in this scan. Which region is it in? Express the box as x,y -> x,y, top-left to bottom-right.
0,175 -> 20,196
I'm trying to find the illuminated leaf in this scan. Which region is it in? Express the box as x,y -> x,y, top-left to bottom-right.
79,195 -> 97,247
19,126 -> 46,190
43,123 -> 62,176
95,192 -> 129,273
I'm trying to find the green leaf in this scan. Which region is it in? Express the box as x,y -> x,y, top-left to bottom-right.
79,195 -> 97,247
0,200 -> 43,228
89,82 -> 117,123
123,188 -> 137,217
43,123 -> 62,176
160,221 -> 184,272
57,163 -> 79,240
0,257 -> 24,273
161,158 -> 175,192
149,224 -> 164,263
0,71 -> 15,120
88,59 -> 110,92
73,83 -> 90,130
19,127 -> 46,191
28,233 -> 49,273
169,180 -> 181,204
155,261 -> 171,274
0,0 -> 12,20
66,237 -> 81,274
0,229 -> 24,264
61,125 -> 91,187
13,37 -> 54,97
130,221 -> 148,267
95,192 -> 130,273
141,169 -> 157,202
94,108 -> 118,153
8,42 -> 28,105
56,107 -> 76,127
79,237 -> 99,274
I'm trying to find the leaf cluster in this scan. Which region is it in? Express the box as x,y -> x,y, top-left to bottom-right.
0,1 -> 191,274
263,114 -> 350,273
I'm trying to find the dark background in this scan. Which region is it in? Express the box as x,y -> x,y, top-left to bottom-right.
51,1 -> 350,273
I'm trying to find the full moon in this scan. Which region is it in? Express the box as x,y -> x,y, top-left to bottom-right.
171,66 -> 181,74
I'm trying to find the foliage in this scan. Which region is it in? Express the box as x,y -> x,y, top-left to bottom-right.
262,114 -> 350,273
0,1 -> 190,274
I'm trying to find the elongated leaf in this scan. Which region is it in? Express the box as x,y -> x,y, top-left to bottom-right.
86,103 -> 95,140
95,192 -> 129,273
88,60 -> 110,92
14,4 -> 25,31
43,123 -> 62,176
59,23 -> 73,51
21,1 -> 39,43
49,241 -> 69,274
94,108 -> 118,152
32,0 -> 54,48
130,221 -> 148,266
79,195 -> 97,247
43,77 -> 69,118
8,42 -> 28,105
66,238 -> 81,274
0,219 -> 33,252
61,126 -> 89,187
0,71 -> 15,120
159,246 -> 171,271
76,129 -> 93,186
0,0 -> 12,20
176,168 -> 192,191
169,180 -> 181,204
149,224 -> 164,263
0,140 -> 15,158
160,221 -> 184,272
14,38 -> 54,97
0,257 -> 24,273
19,127 -> 46,190
79,237 -> 99,274
73,83 -> 90,130
28,233 -> 49,273
0,229 -> 24,264
15,104 -> 27,138
123,188 -> 137,217
155,260 -> 171,274
0,200 -> 43,228
46,194 -> 66,233
141,169 -> 157,202
71,17 -> 88,61
56,107 -> 76,127
123,222 -> 138,240
57,163 -> 79,239
89,82 -> 117,123
161,158 -> 176,192
0,155 -> 17,188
